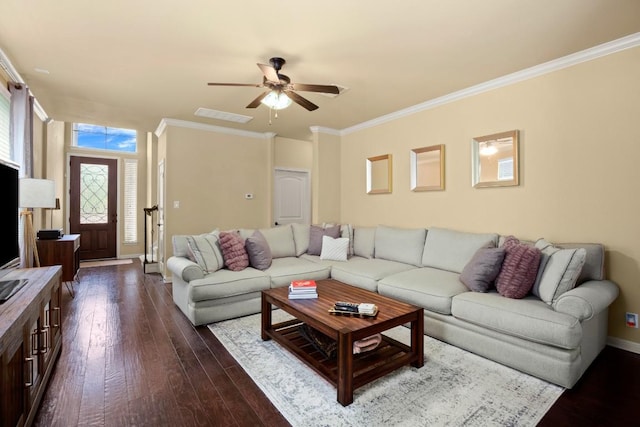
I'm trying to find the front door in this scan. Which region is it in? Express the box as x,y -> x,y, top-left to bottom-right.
69,156 -> 117,260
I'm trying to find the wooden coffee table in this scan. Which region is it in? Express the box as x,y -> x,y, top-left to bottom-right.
261,279 -> 424,406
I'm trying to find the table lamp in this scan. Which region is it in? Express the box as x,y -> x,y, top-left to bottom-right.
19,178 -> 57,267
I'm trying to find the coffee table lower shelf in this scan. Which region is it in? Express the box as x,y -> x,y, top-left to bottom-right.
263,318 -> 419,404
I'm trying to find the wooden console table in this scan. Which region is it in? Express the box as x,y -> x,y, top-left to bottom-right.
0,266 -> 63,427
37,234 -> 80,296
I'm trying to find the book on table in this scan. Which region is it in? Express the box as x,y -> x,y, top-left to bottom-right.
288,279 -> 318,299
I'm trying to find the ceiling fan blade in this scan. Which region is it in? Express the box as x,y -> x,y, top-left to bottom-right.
285,90 -> 319,111
257,63 -> 280,83
246,91 -> 270,108
207,82 -> 263,87
291,83 -> 340,94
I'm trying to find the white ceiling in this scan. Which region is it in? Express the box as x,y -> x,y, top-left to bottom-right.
1,0 -> 639,140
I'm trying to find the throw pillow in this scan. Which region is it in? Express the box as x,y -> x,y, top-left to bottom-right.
495,236 -> 542,299
532,238 -> 587,304
307,225 -> 341,256
245,230 -> 272,270
320,236 -> 349,261
218,231 -> 249,271
185,233 -> 224,273
459,245 -> 506,292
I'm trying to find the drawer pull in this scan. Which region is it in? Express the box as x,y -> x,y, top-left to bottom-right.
25,357 -> 34,387
31,329 -> 39,356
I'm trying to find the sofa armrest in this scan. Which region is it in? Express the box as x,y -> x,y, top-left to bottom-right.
552,280 -> 619,321
167,256 -> 204,282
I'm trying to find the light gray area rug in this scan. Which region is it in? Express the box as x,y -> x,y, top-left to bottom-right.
209,311 -> 563,426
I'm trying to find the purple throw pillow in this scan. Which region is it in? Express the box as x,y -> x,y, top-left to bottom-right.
307,225 -> 341,256
218,231 -> 249,271
495,236 -> 542,299
459,246 -> 506,292
245,230 -> 272,270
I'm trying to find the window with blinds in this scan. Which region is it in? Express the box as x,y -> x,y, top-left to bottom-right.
123,159 -> 138,244
0,86 -> 11,162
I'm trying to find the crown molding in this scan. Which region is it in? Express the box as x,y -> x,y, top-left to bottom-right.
341,32 -> 640,136
154,118 -> 276,139
0,47 -> 50,123
309,126 -> 341,136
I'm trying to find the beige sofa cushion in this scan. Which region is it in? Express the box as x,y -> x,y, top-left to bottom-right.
259,224 -> 297,258
452,291 -> 582,349
331,258 -> 416,292
353,227 -> 376,259
422,228 -> 498,273
378,268 -> 468,315
374,225 -> 427,267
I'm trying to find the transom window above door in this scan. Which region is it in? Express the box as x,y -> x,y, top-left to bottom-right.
72,123 -> 137,153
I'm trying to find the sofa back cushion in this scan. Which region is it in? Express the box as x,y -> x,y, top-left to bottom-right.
374,225 -> 427,266
422,227 -> 499,273
353,227 -> 376,259
259,224 -> 296,258
291,223 -> 310,256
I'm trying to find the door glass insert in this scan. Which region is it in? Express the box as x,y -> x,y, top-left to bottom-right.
80,163 -> 109,224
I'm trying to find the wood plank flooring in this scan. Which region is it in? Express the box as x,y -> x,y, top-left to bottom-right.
34,262 -> 639,426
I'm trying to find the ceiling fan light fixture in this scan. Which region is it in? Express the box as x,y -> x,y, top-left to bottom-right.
260,91 -> 292,110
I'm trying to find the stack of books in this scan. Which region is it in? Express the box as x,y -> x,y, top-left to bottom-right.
288,280 -> 318,299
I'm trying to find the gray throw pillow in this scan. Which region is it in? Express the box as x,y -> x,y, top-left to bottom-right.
459,246 -> 506,292
307,225 -> 341,256
245,230 -> 272,270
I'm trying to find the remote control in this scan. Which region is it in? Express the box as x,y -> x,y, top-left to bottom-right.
334,301 -> 360,312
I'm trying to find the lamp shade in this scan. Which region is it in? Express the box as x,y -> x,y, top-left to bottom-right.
19,178 -> 56,208
261,91 -> 292,110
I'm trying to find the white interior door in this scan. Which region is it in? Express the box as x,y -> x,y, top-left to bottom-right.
157,159 -> 165,274
273,168 -> 310,226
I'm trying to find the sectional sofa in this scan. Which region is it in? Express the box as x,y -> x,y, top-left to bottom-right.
167,223 -> 619,389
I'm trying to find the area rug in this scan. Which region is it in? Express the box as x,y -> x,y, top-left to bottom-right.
208,311 -> 563,426
79,259 -> 133,268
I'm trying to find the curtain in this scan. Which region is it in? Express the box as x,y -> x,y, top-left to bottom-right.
10,82 -> 35,267
9,82 -> 33,178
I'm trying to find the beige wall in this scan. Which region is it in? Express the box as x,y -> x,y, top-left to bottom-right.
161,125 -> 273,247
274,136 -> 312,170
341,46 -> 640,343
312,130 -> 341,223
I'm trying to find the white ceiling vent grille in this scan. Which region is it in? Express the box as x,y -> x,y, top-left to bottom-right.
194,107 -> 253,123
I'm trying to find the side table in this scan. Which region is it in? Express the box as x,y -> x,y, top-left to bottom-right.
36,234 -> 80,297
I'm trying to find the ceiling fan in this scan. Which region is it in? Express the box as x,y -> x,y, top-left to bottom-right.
207,57 -> 340,111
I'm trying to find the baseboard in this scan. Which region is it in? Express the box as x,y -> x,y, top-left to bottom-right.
607,336 -> 640,354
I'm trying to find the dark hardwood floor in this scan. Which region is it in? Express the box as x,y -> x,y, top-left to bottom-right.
34,262 -> 639,426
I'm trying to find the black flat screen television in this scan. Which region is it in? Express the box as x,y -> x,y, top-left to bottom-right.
0,158 -> 20,270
